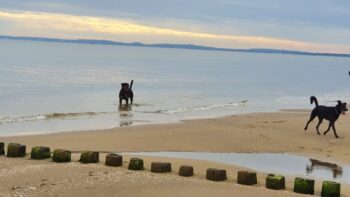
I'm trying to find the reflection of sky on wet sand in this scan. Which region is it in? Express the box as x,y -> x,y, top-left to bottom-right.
126,152 -> 350,184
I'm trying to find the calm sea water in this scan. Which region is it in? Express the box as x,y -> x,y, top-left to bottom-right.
1,39 -> 350,136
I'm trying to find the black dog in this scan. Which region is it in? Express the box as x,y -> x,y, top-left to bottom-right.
119,80 -> 134,105
304,96 -> 348,138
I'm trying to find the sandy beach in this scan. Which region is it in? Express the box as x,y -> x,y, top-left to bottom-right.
1,110 -> 350,196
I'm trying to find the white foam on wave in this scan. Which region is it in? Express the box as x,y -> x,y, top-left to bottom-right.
0,115 -> 46,124
0,111 -> 113,125
277,95 -> 350,108
140,100 -> 248,114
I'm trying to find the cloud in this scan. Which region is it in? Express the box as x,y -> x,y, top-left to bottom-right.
1,10 -> 350,53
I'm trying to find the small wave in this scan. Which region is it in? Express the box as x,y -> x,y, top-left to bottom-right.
113,103 -> 153,107
0,115 -> 46,124
0,111 -> 112,124
139,100 -> 248,114
45,112 -> 108,119
132,103 -> 154,107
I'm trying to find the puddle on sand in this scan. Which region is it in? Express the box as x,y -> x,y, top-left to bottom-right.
126,152 -> 350,184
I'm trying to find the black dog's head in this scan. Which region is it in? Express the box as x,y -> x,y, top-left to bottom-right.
120,83 -> 130,92
336,100 -> 348,115
119,82 -> 133,99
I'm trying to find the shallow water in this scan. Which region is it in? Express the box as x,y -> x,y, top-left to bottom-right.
127,152 -> 350,184
1,39 -> 350,135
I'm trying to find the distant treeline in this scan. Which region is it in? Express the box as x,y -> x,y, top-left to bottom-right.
1,35 -> 350,58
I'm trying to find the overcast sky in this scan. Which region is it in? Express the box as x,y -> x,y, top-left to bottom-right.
1,0 -> 350,53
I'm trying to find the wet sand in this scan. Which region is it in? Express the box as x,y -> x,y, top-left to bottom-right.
1,111 -> 350,196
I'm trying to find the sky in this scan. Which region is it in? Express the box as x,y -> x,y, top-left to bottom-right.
0,0 -> 350,53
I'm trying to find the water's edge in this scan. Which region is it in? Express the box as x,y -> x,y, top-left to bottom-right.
0,107 -> 303,137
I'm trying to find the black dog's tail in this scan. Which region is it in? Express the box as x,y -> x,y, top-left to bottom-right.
130,80 -> 134,90
310,96 -> 318,107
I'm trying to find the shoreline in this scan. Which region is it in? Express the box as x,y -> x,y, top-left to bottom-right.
2,110 -> 350,162
1,110 -> 350,196
0,107 -> 303,138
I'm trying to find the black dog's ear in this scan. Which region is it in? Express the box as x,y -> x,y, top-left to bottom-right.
337,100 -> 342,105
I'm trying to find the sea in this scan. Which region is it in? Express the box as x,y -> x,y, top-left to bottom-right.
1,39 -> 350,136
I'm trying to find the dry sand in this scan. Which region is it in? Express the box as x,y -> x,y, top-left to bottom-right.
1,111 -> 350,196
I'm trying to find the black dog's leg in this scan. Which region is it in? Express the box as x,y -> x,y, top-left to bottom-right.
315,117 -> 323,135
130,96 -> 133,104
304,112 -> 317,130
119,98 -> 122,105
330,122 -> 339,138
304,120 -> 311,130
323,122 -> 331,135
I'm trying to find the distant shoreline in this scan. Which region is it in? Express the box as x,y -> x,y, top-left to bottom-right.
1,35 -> 350,58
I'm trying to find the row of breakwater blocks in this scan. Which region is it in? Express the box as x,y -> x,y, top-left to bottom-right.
0,142 -> 342,197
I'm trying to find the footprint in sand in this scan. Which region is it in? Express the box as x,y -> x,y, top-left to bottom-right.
246,124 -> 256,128
312,148 -> 323,152
259,134 -> 269,138
271,120 -> 287,123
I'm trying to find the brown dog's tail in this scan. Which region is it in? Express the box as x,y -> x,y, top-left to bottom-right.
310,96 -> 318,107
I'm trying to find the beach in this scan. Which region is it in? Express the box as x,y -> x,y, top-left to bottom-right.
2,1 -> 350,197
1,110 -> 350,196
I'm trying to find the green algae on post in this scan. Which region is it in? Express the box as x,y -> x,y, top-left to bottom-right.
128,158 -> 144,170
266,174 -> 285,190
31,146 -> 51,160
79,151 -> 99,163
52,149 -> 71,163
293,177 -> 314,195
7,143 -> 26,157
237,171 -> 257,185
321,181 -> 341,197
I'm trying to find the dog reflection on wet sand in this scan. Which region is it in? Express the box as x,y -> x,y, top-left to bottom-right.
118,104 -> 133,127
306,158 -> 343,178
